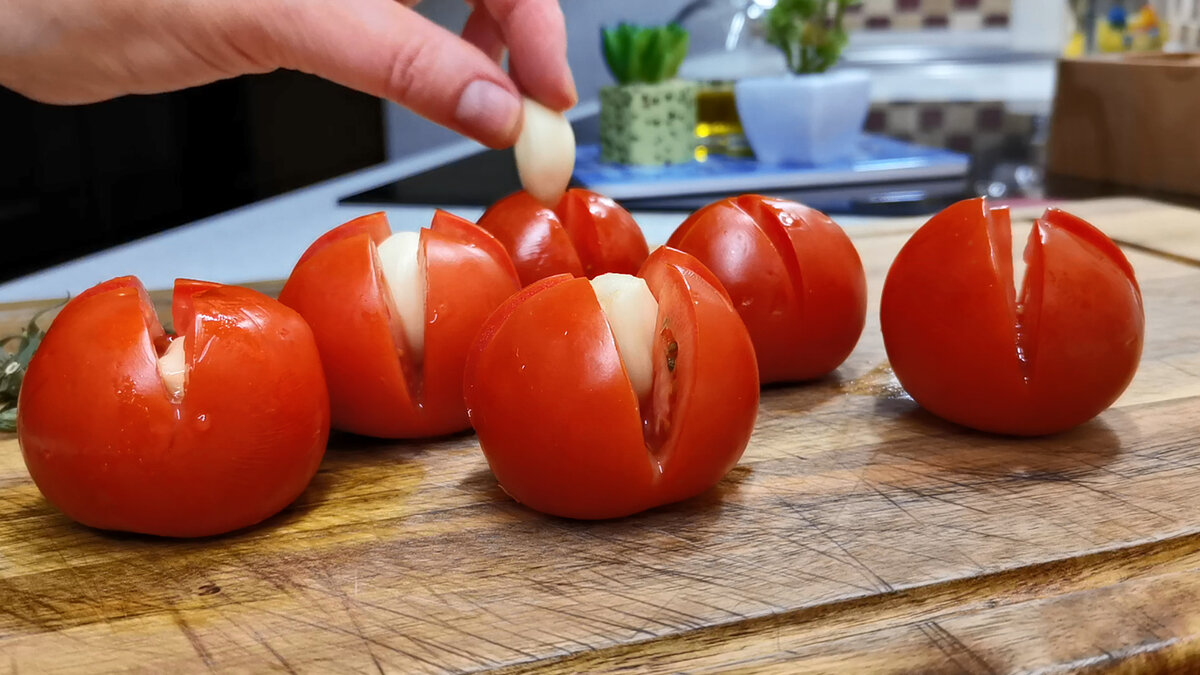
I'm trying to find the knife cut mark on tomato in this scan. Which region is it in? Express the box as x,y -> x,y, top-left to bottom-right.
1016,216 -> 1044,382
587,274 -> 663,475
977,205 -> 1030,382
645,320 -> 679,453
590,273 -> 658,401
881,197 -> 1144,436
734,195 -> 809,317
587,273 -> 686,467
557,191 -> 602,276
370,238 -> 422,401
376,231 -> 428,363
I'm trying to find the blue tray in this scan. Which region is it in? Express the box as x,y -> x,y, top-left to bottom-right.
572,135 -> 970,201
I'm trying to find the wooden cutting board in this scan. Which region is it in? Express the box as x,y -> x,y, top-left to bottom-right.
2,197 -> 1200,674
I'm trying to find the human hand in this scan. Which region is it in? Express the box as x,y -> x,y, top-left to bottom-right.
0,0 -> 576,148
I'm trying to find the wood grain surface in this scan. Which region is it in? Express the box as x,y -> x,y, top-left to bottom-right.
1,197 -> 1199,674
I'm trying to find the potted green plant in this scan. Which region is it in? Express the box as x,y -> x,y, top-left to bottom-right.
600,23 -> 697,166
734,0 -> 868,165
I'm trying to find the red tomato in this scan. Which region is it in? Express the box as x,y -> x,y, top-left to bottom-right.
18,277 -> 329,537
279,210 -> 521,438
476,189 -> 650,285
880,197 -> 1144,436
668,194 -> 867,383
463,246 -> 759,519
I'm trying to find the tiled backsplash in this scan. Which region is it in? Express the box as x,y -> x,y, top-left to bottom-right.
865,100 -> 1035,155
845,0 -> 1014,31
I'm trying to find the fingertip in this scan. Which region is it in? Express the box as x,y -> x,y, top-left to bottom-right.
509,59 -> 577,112
533,85 -> 578,114
533,66 -> 578,111
559,66 -> 579,108
545,75 -> 578,111
482,0 -> 575,111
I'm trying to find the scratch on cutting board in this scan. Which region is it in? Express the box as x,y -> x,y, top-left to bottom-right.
171,609 -> 215,671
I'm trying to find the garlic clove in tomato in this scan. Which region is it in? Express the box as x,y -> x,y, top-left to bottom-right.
376,231 -> 427,360
590,273 -> 659,400
514,97 -> 575,207
157,335 -> 187,400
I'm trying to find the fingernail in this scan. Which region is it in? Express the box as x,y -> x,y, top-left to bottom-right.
564,75 -> 579,107
456,80 -> 521,144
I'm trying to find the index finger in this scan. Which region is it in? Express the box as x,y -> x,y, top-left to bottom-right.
477,0 -> 577,110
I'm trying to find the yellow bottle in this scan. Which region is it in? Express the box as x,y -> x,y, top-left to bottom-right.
1129,5 -> 1164,51
1096,21 -> 1127,53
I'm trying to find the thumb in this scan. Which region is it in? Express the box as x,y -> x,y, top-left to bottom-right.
266,0 -> 523,148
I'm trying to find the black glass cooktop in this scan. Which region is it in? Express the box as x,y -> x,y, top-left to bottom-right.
339,140 -> 1197,217
339,146 -> 975,217
344,147 -> 525,208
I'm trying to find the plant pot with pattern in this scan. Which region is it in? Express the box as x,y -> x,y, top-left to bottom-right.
600,23 -> 698,166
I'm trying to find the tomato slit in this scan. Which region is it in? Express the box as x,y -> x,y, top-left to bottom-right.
643,321 -> 677,460
370,240 -> 425,406
1016,218 -> 1049,385
733,195 -> 808,318
982,206 -> 1038,384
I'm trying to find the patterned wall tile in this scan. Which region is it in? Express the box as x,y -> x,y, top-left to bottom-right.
949,11 -> 985,30
864,100 -> 1034,155
892,12 -> 924,30
861,0 -> 895,15
923,0 -> 953,14
848,0 -> 1011,31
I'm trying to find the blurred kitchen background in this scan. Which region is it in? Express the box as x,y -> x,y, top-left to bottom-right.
386,0 -> 1062,158
1,0 -> 1191,281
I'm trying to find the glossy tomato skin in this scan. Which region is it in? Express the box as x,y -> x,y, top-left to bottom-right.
279,210 -> 520,438
668,195 -> 867,383
463,247 -> 759,519
476,189 -> 650,286
18,277 -> 329,537
880,197 -> 1144,436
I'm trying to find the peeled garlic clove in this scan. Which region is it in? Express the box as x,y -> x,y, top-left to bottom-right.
376,231 -> 428,360
514,97 -> 575,207
590,273 -> 659,400
158,336 -> 188,400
